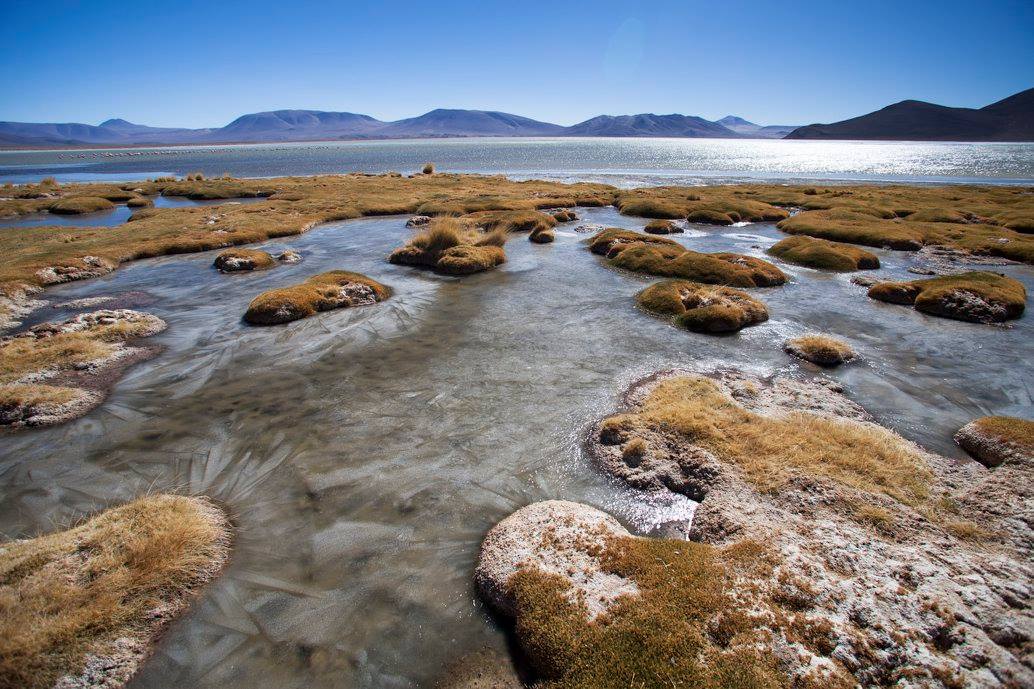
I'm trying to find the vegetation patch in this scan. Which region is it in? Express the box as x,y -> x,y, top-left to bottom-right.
0,309 -> 166,428
529,226 -> 556,244
0,494 -> 231,689
464,209 -> 557,234
637,279 -> 768,333
954,415 -> 1034,467
244,270 -> 390,325
551,209 -> 578,223
643,219 -> 683,234
615,187 -> 789,224
389,218 -> 508,275
767,235 -> 879,272
596,373 -> 933,507
213,248 -> 277,272
48,197 -> 115,215
867,271 -> 1026,323
784,335 -> 855,366
590,229 -> 786,287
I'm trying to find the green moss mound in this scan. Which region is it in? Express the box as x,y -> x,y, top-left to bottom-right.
591,229 -> 786,287
244,270 -> 390,325
868,271 -> 1026,323
767,236 -> 880,272
47,197 -> 115,215
637,279 -> 769,333
213,248 -> 277,272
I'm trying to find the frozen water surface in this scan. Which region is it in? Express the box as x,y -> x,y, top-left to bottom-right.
0,206 -> 1031,688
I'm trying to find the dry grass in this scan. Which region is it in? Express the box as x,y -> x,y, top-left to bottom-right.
767,236 -> 879,272
868,271 -> 1026,322
637,279 -> 769,333
0,494 -> 231,689
464,209 -> 557,234
213,248 -> 277,272
602,375 -> 934,507
784,335 -> 856,366
970,416 -> 1034,451
590,229 -> 786,288
643,219 -> 682,234
244,270 -> 391,325
47,197 -> 115,215
389,217 -> 509,275
509,536 -> 794,689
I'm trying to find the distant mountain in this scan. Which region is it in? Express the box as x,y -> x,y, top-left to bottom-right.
378,109 -> 565,137
786,88 -> 1034,141
0,107 -> 803,148
717,116 -> 798,139
564,113 -> 737,138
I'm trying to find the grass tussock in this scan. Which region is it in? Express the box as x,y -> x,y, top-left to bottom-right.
551,209 -> 578,223
868,271 -> 1026,323
464,209 -> 557,234
637,279 -> 768,333
955,415 -> 1034,467
0,494 -> 231,689
784,334 -> 856,366
643,219 -> 683,234
601,375 -> 934,507
969,416 -> 1034,451
591,229 -> 786,288
422,163 -> 435,175
47,197 -> 115,215
244,270 -> 390,325
389,218 -> 508,275
510,536 -> 793,689
767,235 -> 880,272
213,248 -> 277,272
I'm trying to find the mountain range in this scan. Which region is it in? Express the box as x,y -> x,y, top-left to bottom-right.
0,109 -> 790,148
786,88 -> 1034,141
1,87 -> 1030,148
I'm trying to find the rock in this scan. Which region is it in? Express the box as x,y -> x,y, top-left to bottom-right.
955,416 -> 1034,468
475,500 -> 638,619
850,275 -> 878,287
573,223 -> 605,234
213,248 -> 277,272
406,215 -> 432,228
277,250 -> 302,264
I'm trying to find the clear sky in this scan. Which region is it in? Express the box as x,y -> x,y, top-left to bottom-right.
1,0 -> 1031,128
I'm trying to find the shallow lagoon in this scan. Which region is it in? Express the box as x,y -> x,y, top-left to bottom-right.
0,206 -> 1031,688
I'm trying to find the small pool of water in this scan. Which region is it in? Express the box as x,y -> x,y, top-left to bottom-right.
0,209 -> 1030,688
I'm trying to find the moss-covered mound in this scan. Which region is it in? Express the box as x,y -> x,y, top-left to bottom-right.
464,209 -> 557,234
529,226 -> 555,243
767,235 -> 880,272
637,280 -> 769,333
476,501 -> 789,689
244,270 -> 390,325
954,416 -> 1034,468
389,218 -> 508,275
644,219 -> 683,234
784,334 -> 855,366
47,196 -> 115,215
213,248 -> 277,272
125,196 -> 152,208
868,271 -> 1026,323
551,209 -> 578,223
615,187 -> 789,224
0,309 -> 166,428
590,229 -> 786,287
0,495 -> 231,689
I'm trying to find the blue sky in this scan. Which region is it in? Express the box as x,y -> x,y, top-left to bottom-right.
1,0 -> 1031,128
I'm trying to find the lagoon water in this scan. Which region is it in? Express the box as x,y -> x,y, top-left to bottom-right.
1,201 -> 1032,688
2,137 -> 1034,186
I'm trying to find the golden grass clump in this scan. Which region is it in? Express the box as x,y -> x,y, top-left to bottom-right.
551,209 -> 578,223
784,334 -> 856,366
213,247 -> 278,272
615,187 -> 790,224
954,415 -> 1034,467
643,219 -> 683,234
389,217 -> 508,275
590,229 -> 786,288
464,209 -> 557,234
0,494 -> 231,689
244,270 -> 390,325
601,375 -> 934,507
868,271 -> 1026,323
637,279 -> 769,333
529,226 -> 556,243
767,235 -> 880,272
47,197 -> 115,215
125,196 -> 152,208
509,536 -> 790,689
